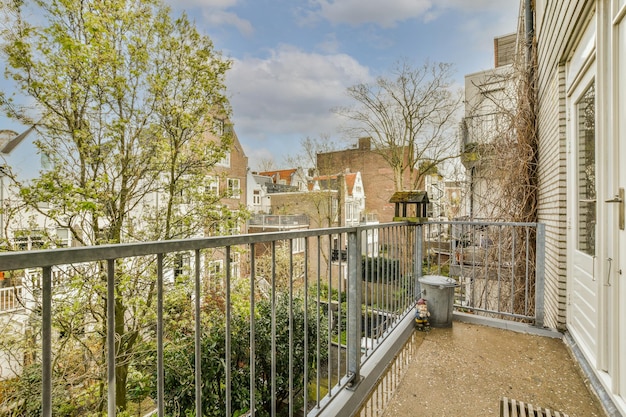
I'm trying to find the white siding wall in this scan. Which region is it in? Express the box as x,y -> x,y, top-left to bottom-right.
535,0 -> 593,330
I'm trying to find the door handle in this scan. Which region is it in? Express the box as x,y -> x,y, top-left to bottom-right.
605,188 -> 624,230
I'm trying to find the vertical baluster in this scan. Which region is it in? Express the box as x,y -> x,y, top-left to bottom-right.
226,246 -> 232,417
157,254 -> 164,416
250,244 -> 256,417
194,250 -> 202,416
42,266 -> 53,417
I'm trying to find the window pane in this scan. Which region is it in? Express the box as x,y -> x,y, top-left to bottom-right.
577,83 -> 596,255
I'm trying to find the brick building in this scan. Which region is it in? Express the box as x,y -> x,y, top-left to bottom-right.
316,137 -> 412,223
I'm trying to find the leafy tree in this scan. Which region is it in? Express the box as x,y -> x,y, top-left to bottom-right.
335,59 -> 462,191
0,0 -> 235,412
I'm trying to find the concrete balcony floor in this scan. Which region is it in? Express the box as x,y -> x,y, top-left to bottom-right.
382,321 -> 606,417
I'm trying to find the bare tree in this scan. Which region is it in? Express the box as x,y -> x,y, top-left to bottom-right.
256,157 -> 277,172
335,59 -> 462,191
284,134 -> 341,173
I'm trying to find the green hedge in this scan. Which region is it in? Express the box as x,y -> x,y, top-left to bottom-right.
361,256 -> 401,282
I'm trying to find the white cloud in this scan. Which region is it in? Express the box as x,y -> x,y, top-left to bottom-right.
168,0 -> 238,8
163,0 -> 253,35
225,46 -> 372,163
202,10 -> 254,36
308,0 -> 432,28
306,0 -> 518,29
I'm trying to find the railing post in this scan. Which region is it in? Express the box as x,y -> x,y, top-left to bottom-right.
414,223 -> 423,300
535,223 -> 546,328
107,260 -> 116,417
347,229 -> 362,388
42,267 -> 52,417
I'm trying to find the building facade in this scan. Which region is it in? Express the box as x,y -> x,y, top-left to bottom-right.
532,0 -> 626,413
317,137 -> 412,223
460,34 -> 518,220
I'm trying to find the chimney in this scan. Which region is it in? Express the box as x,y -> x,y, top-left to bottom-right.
358,137 -> 371,150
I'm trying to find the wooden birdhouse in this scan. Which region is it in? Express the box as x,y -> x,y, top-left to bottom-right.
389,191 -> 429,222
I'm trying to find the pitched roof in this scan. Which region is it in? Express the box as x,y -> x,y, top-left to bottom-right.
345,173 -> 357,195
258,169 -> 297,184
310,172 -> 359,196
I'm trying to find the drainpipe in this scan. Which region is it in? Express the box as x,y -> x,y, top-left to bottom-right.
525,0 -> 534,67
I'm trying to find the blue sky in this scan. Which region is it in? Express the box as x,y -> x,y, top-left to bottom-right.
2,0 -> 520,172
163,0 -> 520,169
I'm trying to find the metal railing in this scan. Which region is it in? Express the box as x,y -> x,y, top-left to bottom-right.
0,220 -> 545,416
248,213 -> 309,228
419,220 -> 545,326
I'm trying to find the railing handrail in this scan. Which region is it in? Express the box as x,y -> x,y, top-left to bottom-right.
0,222 -> 401,270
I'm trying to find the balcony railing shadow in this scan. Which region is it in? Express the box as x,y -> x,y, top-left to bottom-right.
0,220 -> 546,416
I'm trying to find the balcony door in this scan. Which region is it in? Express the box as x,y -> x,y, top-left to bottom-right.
567,67 -> 599,363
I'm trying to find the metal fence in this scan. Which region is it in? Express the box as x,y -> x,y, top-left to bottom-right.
420,220 -> 545,326
0,220 -> 544,416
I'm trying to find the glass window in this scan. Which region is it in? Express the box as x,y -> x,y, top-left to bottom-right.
56,228 -> 71,248
292,237 -> 305,254
230,252 -> 240,279
13,229 -> 44,250
213,119 -> 225,136
217,152 -> 231,167
576,83 -> 596,255
205,176 -> 219,194
208,260 -> 223,281
227,178 -> 240,198
174,252 -> 190,278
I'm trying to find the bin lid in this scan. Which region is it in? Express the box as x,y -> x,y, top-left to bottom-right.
418,275 -> 458,287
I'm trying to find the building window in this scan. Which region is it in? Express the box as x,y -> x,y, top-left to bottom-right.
230,252 -> 240,279
576,83 -> 596,256
346,203 -> 355,222
14,230 -> 44,251
174,252 -> 190,278
213,119 -> 225,136
217,152 -> 231,167
227,178 -> 241,199
55,228 -> 71,248
292,237 -> 305,254
205,176 -> 219,194
253,190 -> 261,205
208,260 -> 223,282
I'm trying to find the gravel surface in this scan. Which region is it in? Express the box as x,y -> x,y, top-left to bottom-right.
382,322 -> 606,417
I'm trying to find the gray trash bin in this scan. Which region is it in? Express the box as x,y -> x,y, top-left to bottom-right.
418,275 -> 459,328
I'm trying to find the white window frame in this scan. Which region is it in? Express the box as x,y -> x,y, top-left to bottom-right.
205,176 -> 219,194
208,260 -> 223,281
55,228 -> 71,248
213,119 -> 225,136
292,237 -> 305,254
230,252 -> 240,279
217,152 -> 231,168
14,229 -> 44,251
227,178 -> 241,199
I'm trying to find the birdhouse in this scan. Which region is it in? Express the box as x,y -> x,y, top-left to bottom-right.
389,190 -> 429,222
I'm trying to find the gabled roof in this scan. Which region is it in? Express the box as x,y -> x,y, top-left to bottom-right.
345,173 -> 357,195
310,172 -> 359,196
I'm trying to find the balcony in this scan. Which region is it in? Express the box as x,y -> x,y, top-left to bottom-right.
0,221 -> 607,416
248,213 -> 309,230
